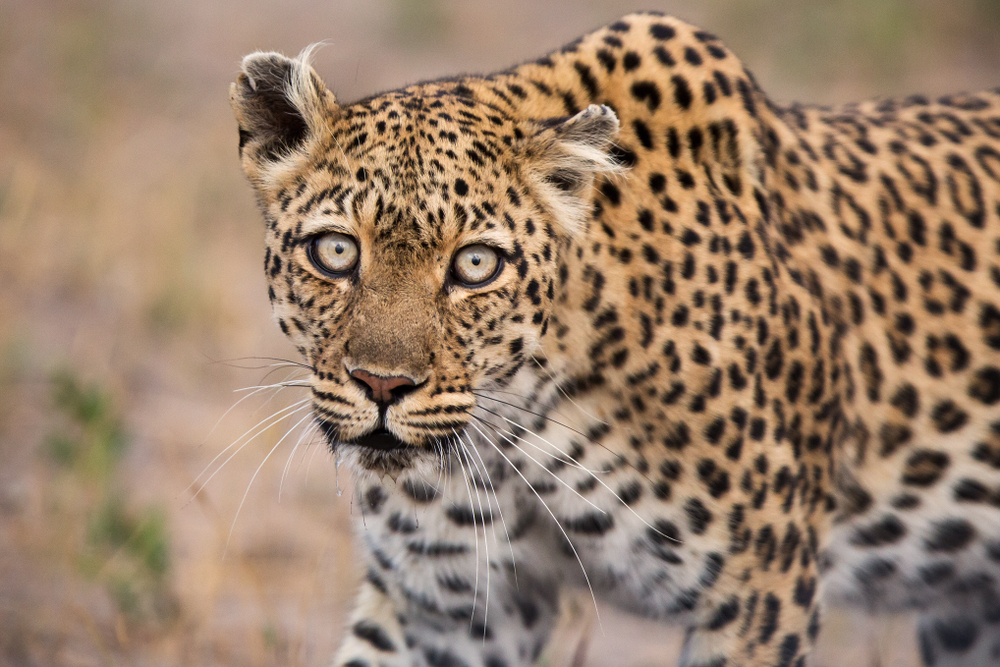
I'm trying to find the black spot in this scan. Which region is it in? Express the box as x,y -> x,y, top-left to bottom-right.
891,493 -> 921,510
563,511 -> 614,535
424,646 -> 470,667
663,421 -> 691,450
672,75 -> 693,110
513,595 -> 540,628
573,61 -> 599,99
933,616 -> 979,653
713,70 -> 732,97
632,118 -> 653,149
436,572 -> 472,593
446,505 -> 493,527
630,81 -> 661,112
969,366 -> 1000,404
364,486 -> 387,514
849,515 -> 907,547
930,400 -> 969,433
902,450 -> 950,486
981,304 -> 1000,349
386,512 -> 418,534
654,46 -> 676,67
648,518 -> 682,545
692,343 -> 711,365
952,478 -> 990,503
684,47 -> 703,66
879,422 -> 912,457
704,416 -> 726,444
737,78 -> 757,117
407,541 -> 469,556
650,23 -> 676,40
776,633 -> 801,667
353,621 -> 396,652
596,49 -> 616,73
889,383 -> 919,417
617,480 -> 643,506
685,497 -> 713,535
509,337 -> 524,356
608,143 -> 637,168
918,562 -> 955,585
854,556 -> 897,585
649,173 -> 666,193
600,181 -> 621,205
660,459 -> 682,480
759,593 -> 781,644
793,576 -> 816,608
923,518 -> 976,552
707,596 -> 741,630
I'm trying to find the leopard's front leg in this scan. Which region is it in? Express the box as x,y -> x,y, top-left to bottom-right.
677,513 -> 823,667
333,472 -> 560,667
334,574 -> 408,667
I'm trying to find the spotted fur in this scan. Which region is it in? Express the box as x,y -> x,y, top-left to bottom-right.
231,13 -> 1000,667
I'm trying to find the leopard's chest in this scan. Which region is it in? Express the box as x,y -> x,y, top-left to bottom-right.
344,394 -> 736,624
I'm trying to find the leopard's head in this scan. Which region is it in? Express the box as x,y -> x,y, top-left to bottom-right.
230,51 -> 619,471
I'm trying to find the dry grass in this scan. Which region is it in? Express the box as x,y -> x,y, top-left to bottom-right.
1,1 -> 998,665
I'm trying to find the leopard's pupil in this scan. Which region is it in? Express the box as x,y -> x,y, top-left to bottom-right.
471,255 -> 481,265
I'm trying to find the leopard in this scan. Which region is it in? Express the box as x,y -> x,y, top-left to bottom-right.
229,12 -> 1000,667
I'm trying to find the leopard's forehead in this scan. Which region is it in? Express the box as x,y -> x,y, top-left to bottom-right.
332,91 -> 524,187
289,91 -> 530,249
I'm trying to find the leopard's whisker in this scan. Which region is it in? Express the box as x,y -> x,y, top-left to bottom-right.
463,426 -> 519,585
456,429 -> 501,552
225,408 -> 315,557
233,381 -> 311,393
475,385 -> 596,431
529,354 -> 609,426
207,355 -> 314,372
196,380 -> 297,453
453,437 -> 481,623
304,427 -> 325,481
476,405 -> 591,472
458,437 -> 492,634
470,390 -> 597,444
473,397 -> 652,495
280,417 -> 322,500
469,413 -> 604,514
475,419 -> 604,630
185,397 -> 313,502
474,409 -> 681,545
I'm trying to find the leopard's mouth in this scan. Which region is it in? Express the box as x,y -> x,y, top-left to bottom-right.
350,428 -> 408,451
317,419 -> 411,452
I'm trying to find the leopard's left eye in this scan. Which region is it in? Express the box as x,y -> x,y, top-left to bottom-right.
452,244 -> 502,286
308,232 -> 359,276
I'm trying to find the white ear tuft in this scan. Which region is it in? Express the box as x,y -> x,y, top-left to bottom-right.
229,46 -> 337,168
524,104 -> 624,235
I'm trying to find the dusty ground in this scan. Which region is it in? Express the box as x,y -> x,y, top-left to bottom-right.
1,1 -> 999,666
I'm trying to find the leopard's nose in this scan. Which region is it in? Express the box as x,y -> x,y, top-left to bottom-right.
349,368 -> 420,407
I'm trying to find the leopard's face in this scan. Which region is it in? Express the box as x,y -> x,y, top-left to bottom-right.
231,55 -> 619,468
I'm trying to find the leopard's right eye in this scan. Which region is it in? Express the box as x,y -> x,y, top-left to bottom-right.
308,232 -> 359,276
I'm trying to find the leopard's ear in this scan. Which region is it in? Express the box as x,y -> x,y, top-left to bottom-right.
523,104 -> 623,235
230,46 -> 338,180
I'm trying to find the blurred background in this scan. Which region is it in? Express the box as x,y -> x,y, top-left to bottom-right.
1,1 -> 999,665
